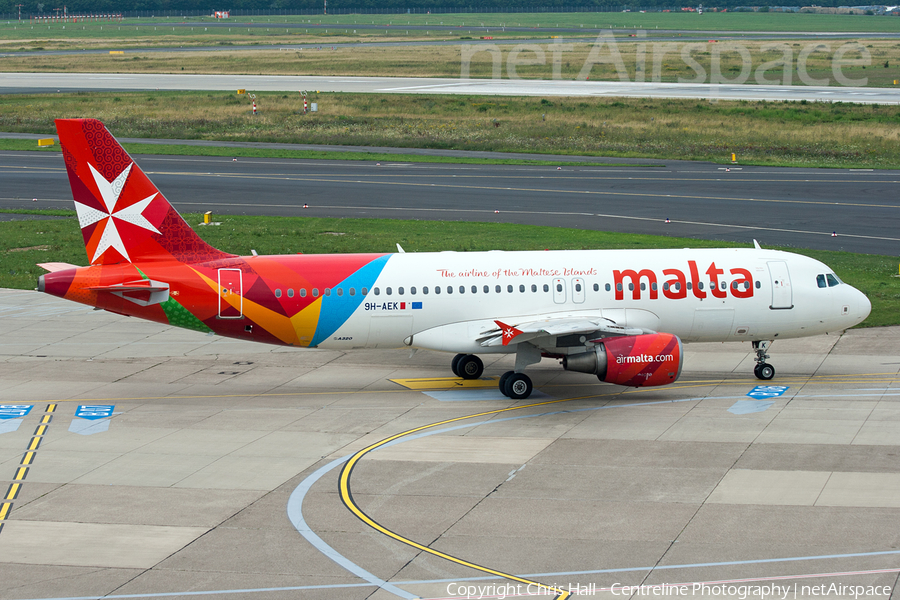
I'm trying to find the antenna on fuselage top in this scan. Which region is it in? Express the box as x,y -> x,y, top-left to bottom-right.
396,244 -> 406,253
753,239 -> 762,250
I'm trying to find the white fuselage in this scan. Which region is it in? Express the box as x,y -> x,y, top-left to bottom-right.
320,247 -> 871,354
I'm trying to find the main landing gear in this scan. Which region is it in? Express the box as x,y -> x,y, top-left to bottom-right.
752,340 -> 775,380
450,353 -> 535,399
499,371 -> 533,400
451,353 -> 484,380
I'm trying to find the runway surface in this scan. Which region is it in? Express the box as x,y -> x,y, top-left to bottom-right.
3,73 -> 898,104
0,289 -> 899,600
2,149 -> 899,255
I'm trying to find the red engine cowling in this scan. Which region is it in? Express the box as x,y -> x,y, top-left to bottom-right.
562,333 -> 683,387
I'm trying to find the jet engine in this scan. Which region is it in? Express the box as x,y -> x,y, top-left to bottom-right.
562,333 -> 683,387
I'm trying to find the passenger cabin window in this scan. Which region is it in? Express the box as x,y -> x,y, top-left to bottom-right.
386,287 -> 393,295
362,287 -> 368,296
349,288 -> 355,296
605,283 -> 611,292
435,286 -> 441,295
507,285 -> 513,293
398,287 -> 404,295
496,285 -> 502,293
287,289 -> 294,298
531,284 -> 537,292
423,287 -> 429,294
324,288 -> 331,297
484,285 -> 489,293
374,287 -> 380,296
336,288 -> 343,297
543,284 -> 550,292
411,287 -> 417,295
275,289 -> 282,298
300,288 -> 307,297
519,285 -> 525,293
313,288 -> 320,297
459,286 -> 465,294
447,286 -> 453,294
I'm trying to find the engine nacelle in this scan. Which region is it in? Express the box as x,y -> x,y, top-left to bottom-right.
562,333 -> 683,387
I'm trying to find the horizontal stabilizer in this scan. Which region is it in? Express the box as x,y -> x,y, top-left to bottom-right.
38,262 -> 82,273
88,280 -> 169,293
88,279 -> 170,307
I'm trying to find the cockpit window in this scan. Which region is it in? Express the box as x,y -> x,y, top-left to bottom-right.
826,273 -> 841,287
816,274 -> 827,288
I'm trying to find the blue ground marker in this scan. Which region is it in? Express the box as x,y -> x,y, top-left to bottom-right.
0,405 -> 33,435
69,405 -> 114,435
728,386 -> 789,414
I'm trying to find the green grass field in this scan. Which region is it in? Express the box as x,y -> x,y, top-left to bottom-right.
2,12 -> 899,50
2,91 -> 898,169
2,210 -> 897,328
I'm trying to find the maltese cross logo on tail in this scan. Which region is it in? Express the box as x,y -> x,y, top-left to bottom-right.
75,163 -> 160,263
494,320 -> 523,346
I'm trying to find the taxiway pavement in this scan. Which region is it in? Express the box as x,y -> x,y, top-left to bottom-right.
0,289 -> 898,600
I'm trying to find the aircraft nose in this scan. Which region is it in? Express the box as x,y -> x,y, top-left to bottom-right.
858,288 -> 872,322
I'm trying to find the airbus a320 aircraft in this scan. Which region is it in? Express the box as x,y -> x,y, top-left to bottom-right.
38,119 -> 871,399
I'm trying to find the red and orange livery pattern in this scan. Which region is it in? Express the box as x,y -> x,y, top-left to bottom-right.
43,119 -> 391,347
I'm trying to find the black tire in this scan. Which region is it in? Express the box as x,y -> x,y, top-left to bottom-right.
457,355 -> 484,380
756,363 -> 775,380
504,373 -> 533,400
451,353 -> 466,377
499,371 -> 514,397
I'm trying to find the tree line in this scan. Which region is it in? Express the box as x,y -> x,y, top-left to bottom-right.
0,0 -> 859,17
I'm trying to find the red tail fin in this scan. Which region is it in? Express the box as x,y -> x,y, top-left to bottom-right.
56,119 -> 232,265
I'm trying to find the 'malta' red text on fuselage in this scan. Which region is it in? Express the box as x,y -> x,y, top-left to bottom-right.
613,260 -> 754,301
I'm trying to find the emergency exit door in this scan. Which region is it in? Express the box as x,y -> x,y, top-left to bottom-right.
218,268 -> 243,318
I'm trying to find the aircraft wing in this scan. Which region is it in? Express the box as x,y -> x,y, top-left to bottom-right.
478,316 -> 646,347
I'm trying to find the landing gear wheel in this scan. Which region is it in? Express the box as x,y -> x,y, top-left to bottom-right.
754,363 -> 775,380
457,355 -> 484,380
503,373 -> 533,400
450,353 -> 466,377
498,371 -> 514,397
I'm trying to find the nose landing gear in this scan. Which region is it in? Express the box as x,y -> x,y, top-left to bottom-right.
752,340 -> 775,380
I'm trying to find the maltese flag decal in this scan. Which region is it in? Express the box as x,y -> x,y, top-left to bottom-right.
494,320 -> 524,346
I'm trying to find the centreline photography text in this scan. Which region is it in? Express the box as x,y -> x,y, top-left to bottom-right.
442,579 -> 896,599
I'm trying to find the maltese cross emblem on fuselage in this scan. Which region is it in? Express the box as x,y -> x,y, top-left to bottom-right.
75,162 -> 160,263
